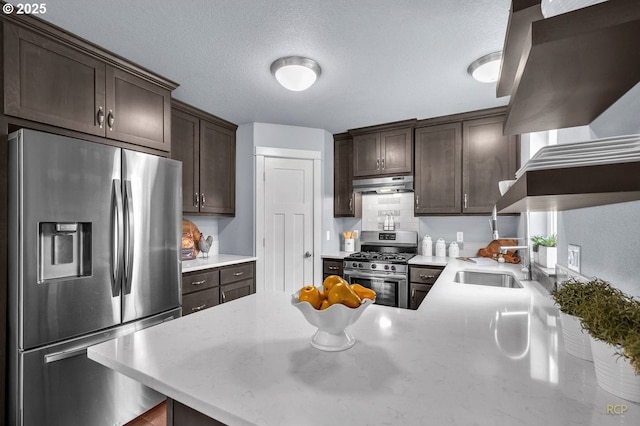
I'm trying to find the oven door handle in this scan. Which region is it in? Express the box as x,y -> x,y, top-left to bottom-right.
344,270 -> 407,281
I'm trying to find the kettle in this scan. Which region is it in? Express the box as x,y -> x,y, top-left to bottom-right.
435,238 -> 446,257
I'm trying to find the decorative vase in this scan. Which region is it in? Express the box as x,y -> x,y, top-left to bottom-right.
538,246 -> 557,268
559,311 -> 592,361
590,336 -> 640,403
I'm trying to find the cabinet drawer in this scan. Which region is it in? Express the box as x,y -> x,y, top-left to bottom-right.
221,279 -> 255,304
182,287 -> 220,315
182,270 -> 219,295
409,267 -> 443,284
323,259 -> 344,275
220,263 -> 254,285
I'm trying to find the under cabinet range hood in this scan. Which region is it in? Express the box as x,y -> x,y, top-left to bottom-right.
353,176 -> 414,194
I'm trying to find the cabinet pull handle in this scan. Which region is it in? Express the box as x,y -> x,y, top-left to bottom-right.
376,159 -> 380,170
349,194 -> 353,212
328,266 -> 338,270
192,279 -> 206,286
195,193 -> 199,207
416,195 -> 419,209
233,271 -> 244,277
221,291 -> 226,303
463,193 -> 468,209
381,158 -> 385,170
419,274 -> 435,280
411,289 -> 415,301
107,110 -> 115,130
201,193 -> 206,207
191,303 -> 207,312
97,107 -> 105,128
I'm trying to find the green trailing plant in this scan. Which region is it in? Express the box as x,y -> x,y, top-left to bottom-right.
624,330 -> 640,374
551,278 -> 598,317
531,234 -> 557,252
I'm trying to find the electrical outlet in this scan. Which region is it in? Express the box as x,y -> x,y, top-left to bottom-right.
456,232 -> 464,243
568,244 -> 581,273
326,230 -> 330,241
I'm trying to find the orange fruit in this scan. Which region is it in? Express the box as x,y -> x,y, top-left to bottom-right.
322,275 -> 347,298
298,285 -> 322,309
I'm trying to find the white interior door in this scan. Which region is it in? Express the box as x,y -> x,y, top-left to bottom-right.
263,157 -> 314,293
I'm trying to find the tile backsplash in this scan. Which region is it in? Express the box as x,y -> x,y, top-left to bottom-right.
361,193 -> 419,231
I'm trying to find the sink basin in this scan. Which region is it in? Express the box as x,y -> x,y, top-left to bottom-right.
453,270 -> 523,289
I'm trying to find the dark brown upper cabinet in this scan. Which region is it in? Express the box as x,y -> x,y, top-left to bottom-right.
414,108 -> 518,215
462,116 -> 518,213
2,20 -> 176,152
499,0 -> 640,135
414,122 -> 462,215
333,133 -> 361,217
351,120 -> 415,178
171,100 -> 237,216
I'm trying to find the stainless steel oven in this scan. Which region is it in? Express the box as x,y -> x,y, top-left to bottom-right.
342,230 -> 417,309
343,269 -> 408,309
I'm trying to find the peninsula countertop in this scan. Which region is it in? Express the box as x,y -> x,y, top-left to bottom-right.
182,254 -> 257,273
88,259 -> 637,425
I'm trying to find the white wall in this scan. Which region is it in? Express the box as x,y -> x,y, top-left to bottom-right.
554,83 -> 640,298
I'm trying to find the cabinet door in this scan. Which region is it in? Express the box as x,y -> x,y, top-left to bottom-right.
353,133 -> 381,177
409,283 -> 432,310
199,120 -> 236,215
414,123 -> 462,214
334,137 -> 360,217
171,108 -> 200,213
323,259 -> 344,278
221,279 -> 255,303
462,116 -> 517,213
106,66 -> 172,151
182,287 -> 220,315
380,128 -> 413,175
3,23 -> 106,137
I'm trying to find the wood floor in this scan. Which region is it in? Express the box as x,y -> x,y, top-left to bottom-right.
125,401 -> 167,426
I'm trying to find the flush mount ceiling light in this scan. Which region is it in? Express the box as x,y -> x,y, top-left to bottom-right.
467,51 -> 502,83
270,56 -> 321,91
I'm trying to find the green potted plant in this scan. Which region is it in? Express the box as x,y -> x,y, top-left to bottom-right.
550,278 -> 594,361
530,236 -> 545,263
536,234 -> 557,268
579,278 -> 640,402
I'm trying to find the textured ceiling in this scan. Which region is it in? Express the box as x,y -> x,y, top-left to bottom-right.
38,0 -> 511,134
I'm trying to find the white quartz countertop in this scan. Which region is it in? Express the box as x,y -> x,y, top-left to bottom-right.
321,251 -> 351,259
182,254 -> 257,273
89,259 -> 637,425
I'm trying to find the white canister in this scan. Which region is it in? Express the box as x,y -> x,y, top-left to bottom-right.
448,242 -> 459,258
421,235 -> 432,256
344,238 -> 355,252
435,238 -> 446,257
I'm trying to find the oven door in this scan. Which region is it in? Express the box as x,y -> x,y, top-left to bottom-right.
343,270 -> 408,309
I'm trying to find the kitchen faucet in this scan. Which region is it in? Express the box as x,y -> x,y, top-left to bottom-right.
499,244 -> 531,281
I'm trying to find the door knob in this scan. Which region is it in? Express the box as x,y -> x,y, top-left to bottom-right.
304,251 -> 312,258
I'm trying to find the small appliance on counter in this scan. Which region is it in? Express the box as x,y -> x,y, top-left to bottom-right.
342,230 -> 418,308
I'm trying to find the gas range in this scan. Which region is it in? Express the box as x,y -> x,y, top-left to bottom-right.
342,231 -> 418,309
344,251 -> 415,273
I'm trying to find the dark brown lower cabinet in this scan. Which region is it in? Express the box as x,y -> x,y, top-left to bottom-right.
168,399 -> 225,426
181,261 -> 255,315
322,258 -> 344,280
409,266 -> 443,310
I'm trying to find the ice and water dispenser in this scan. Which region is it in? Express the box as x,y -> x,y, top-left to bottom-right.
39,222 -> 91,282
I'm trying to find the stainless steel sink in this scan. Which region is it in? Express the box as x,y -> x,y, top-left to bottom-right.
453,270 -> 523,289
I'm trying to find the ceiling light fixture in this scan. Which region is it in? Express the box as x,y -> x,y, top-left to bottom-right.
467,51 -> 502,83
270,56 -> 321,91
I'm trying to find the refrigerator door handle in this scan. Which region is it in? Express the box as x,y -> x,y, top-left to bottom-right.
44,346 -> 87,364
124,180 -> 135,295
112,179 -> 124,296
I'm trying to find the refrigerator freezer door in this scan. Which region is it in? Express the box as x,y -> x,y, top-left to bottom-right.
15,308 -> 179,426
122,149 -> 181,323
10,129 -> 122,350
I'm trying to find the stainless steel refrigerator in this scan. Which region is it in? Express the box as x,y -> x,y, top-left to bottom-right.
8,129 -> 182,426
